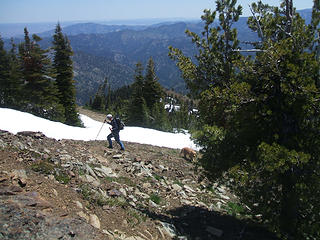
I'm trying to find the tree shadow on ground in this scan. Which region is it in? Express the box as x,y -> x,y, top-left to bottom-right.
137,205 -> 279,240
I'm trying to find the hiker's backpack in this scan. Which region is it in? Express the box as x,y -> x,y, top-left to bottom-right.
115,117 -> 125,130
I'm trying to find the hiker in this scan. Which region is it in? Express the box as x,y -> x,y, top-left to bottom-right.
104,114 -> 125,151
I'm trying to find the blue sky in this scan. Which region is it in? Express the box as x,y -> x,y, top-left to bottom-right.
0,0 -> 314,23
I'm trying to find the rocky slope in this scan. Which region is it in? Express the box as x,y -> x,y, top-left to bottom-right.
0,110 -> 278,240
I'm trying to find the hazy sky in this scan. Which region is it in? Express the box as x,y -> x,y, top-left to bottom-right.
0,0 -> 315,23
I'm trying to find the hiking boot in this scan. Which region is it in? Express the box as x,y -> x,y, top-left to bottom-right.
107,146 -> 113,149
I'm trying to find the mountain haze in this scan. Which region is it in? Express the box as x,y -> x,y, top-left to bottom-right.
1,9 -> 312,105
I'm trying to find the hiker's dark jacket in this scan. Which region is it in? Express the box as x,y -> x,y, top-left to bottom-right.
108,119 -> 119,132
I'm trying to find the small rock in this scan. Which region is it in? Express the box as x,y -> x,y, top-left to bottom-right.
133,157 -> 142,162
113,154 -> 122,159
85,164 -> 97,179
60,154 -> 72,161
119,188 -> 127,197
149,200 -> 159,208
219,194 -> 230,200
180,199 -> 192,205
67,170 -> 76,178
48,175 -> 55,180
12,140 -> 26,150
124,236 -> 145,240
77,211 -> 89,222
160,221 -> 177,238
52,188 -> 58,197
89,214 -> 100,229
159,164 -> 168,172
74,201 -> 83,209
11,169 -> 27,180
0,185 -> 23,195
122,219 -> 128,227
0,139 -> 7,149
95,166 -> 117,178
183,185 -> 195,193
43,148 -> 51,154
0,176 -> 7,183
172,184 -> 182,192
108,189 -> 122,197
142,182 -> 151,189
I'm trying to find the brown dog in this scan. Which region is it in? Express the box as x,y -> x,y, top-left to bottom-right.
180,147 -> 197,161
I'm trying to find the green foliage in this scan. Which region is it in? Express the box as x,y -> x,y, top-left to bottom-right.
17,28 -> 66,121
30,160 -> 55,175
90,78 -> 107,112
0,35 -> 10,106
169,0 -> 242,98
223,202 -> 245,217
127,208 -> 147,225
85,58 -> 197,132
143,58 -> 164,110
152,173 -> 163,181
52,23 -> 82,126
54,171 -> 71,184
149,193 -> 162,205
170,0 -> 320,239
127,62 -> 149,126
0,27 -> 81,123
104,176 -> 136,187
79,184 -> 92,201
0,25 -> 84,124
127,59 -> 168,130
5,39 -> 24,108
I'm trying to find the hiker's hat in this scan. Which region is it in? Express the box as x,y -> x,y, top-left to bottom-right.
106,114 -> 113,120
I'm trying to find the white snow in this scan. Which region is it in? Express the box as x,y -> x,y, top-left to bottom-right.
0,108 -> 198,150
164,104 -> 180,112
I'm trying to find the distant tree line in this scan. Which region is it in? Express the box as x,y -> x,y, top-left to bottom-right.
170,0 -> 320,239
0,24 -> 81,126
87,57 -> 197,132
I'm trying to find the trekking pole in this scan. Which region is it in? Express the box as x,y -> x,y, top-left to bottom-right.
95,121 -> 105,140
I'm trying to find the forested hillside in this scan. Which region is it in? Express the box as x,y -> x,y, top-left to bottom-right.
2,9 -> 311,105
73,52 -> 133,105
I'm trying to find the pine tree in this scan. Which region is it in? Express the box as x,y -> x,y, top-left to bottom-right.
6,39 -> 23,108
169,0 -> 242,98
311,0 -> 320,87
127,62 -> 149,126
170,0 -> 320,238
143,57 -> 164,110
18,28 -> 65,121
52,23 -> 81,126
0,35 -> 9,106
150,101 -> 170,131
91,78 -> 107,111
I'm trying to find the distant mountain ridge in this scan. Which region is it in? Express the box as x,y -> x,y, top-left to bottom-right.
38,23 -> 148,38
2,9 -> 312,105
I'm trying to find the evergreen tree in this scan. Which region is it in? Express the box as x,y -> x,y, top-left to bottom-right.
52,23 -> 81,126
170,0 -> 320,238
143,57 -> 164,109
18,28 -> 65,121
105,78 -> 112,111
91,78 -> 107,111
169,0 -> 242,98
105,84 -> 131,118
0,35 -> 9,106
127,62 -> 149,126
311,0 -> 320,87
6,39 -> 23,108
